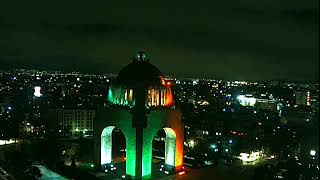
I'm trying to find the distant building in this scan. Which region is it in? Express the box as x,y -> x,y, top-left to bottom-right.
311,94 -> 319,110
196,130 -> 209,138
64,109 -> 95,135
0,96 -> 13,114
295,91 -> 311,106
237,94 -> 256,107
48,109 -> 95,136
256,94 -> 277,111
281,111 -> 311,126
48,108 -> 63,132
213,120 -> 224,134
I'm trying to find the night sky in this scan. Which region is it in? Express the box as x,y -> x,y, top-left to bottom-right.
0,0 -> 318,81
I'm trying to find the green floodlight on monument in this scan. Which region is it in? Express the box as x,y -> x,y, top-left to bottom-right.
95,52 -> 184,179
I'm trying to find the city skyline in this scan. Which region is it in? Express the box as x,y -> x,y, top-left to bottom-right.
0,0 -> 318,81
0,67 -> 318,83
0,1 -> 318,179
0,53 -> 319,179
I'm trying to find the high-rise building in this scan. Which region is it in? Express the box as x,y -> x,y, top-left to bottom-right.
63,109 -> 95,135
48,109 -> 95,136
295,91 -> 310,106
48,108 -> 63,132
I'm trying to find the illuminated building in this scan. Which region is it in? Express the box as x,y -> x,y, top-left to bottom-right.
295,90 -> 308,106
310,150 -> 316,156
0,139 -> 17,146
34,86 -> 42,97
63,110 -> 95,135
238,151 -> 263,164
48,109 -> 95,136
93,52 -> 184,179
306,91 -> 311,106
256,94 -> 277,111
237,94 -> 256,107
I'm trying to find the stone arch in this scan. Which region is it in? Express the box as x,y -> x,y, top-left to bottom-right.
94,107 -> 183,178
101,126 -> 127,167
101,126 -> 115,165
163,128 -> 176,166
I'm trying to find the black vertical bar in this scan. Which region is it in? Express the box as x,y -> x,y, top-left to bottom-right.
135,127 -> 143,179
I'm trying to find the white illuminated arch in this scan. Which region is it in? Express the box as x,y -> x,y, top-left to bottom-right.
163,128 -> 176,166
101,126 -> 115,165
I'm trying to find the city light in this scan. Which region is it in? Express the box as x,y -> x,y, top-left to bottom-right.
238,151 -> 262,163
188,140 -> 195,148
310,150 -> 316,156
192,80 -> 198,85
237,95 -> 256,106
34,86 -> 42,97
0,139 -> 16,146
1,52 -> 318,180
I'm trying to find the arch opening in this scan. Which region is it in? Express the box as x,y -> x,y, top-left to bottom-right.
101,126 -> 115,165
151,127 -> 176,175
163,128 -> 176,166
101,126 -> 126,169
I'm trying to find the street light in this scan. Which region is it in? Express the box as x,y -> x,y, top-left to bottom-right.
189,140 -> 195,148
210,144 -> 217,149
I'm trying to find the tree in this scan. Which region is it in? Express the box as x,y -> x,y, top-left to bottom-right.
0,115 -> 10,141
286,158 -> 302,180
